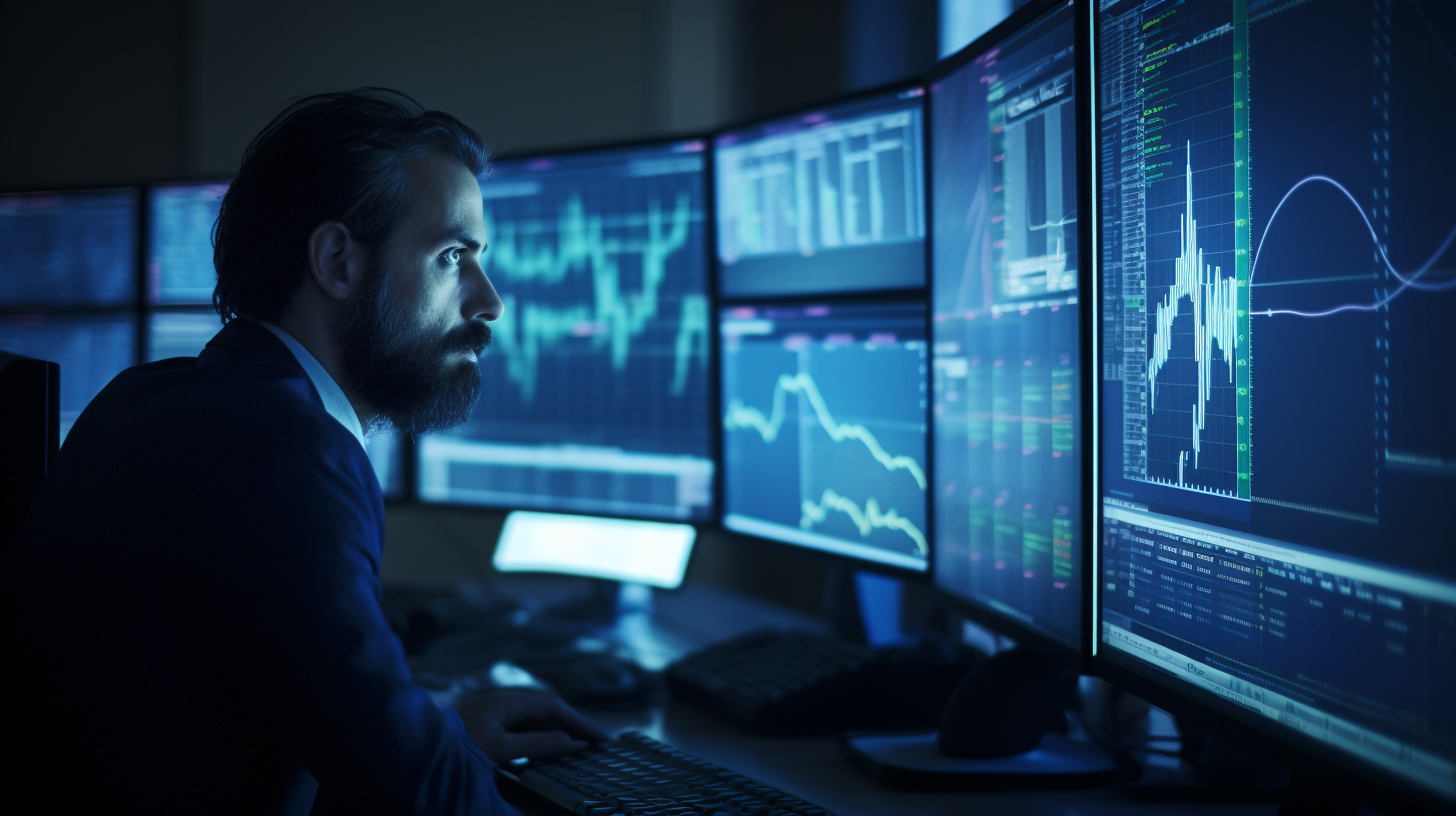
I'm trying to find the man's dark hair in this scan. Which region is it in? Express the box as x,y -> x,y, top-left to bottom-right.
213,88 -> 489,324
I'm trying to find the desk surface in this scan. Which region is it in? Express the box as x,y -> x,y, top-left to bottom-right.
488,577 -> 1280,816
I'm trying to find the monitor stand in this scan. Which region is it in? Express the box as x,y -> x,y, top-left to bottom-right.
842,648 -> 1124,790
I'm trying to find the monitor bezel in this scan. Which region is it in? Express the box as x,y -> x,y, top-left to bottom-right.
714,290 -> 936,582
924,0 -> 1096,672
711,78 -> 931,301
1085,3 -> 1454,811
412,133 -> 721,527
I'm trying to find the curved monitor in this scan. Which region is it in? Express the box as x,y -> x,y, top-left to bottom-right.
1095,0 -> 1456,807
930,0 -> 1090,660
417,138 -> 714,522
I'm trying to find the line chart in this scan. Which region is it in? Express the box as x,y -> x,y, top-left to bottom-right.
724,371 -> 928,489
1147,143 -> 1242,473
1249,175 -> 1456,318
720,302 -> 929,567
800,488 -> 928,555
484,194 -> 709,402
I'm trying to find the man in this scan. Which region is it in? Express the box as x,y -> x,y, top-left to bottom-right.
2,89 -> 605,814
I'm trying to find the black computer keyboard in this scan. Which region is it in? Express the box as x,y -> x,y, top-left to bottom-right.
665,629 -> 979,736
495,730 -> 834,816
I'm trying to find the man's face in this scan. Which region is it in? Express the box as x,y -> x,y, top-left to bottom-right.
336,153 -> 503,435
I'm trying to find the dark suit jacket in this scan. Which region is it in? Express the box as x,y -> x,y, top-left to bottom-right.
2,318 -> 516,815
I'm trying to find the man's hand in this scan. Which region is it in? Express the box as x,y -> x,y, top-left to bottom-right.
457,688 -> 612,763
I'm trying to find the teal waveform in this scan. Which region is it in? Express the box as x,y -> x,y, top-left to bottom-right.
724,371 -> 928,489
800,487 -> 927,555
483,194 -> 708,402
1147,143 -> 1240,470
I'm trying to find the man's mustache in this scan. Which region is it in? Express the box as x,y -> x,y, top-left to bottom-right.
444,320 -> 491,357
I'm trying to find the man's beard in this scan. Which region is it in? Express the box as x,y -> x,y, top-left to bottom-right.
335,257 -> 490,436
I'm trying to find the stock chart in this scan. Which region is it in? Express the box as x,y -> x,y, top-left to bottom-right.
0,189 -> 137,307
149,182 -> 229,304
715,88 -> 927,298
418,140 -> 714,521
1098,0 -> 1456,800
930,1 -> 1083,645
721,303 -> 928,571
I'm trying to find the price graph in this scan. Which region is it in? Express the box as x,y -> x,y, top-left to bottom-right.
484,194 -> 709,402
721,303 -> 929,569
1146,144 -> 1245,486
723,371 -> 927,490
419,142 -> 714,521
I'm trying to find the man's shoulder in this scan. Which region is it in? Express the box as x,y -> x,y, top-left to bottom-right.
57,324 -> 376,509
86,323 -> 352,448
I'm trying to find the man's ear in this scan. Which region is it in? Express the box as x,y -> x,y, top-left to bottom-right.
306,221 -> 368,302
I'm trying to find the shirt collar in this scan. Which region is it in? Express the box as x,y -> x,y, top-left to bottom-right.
258,322 -> 367,451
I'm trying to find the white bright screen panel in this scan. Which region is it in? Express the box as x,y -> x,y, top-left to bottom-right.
493,511 -> 696,589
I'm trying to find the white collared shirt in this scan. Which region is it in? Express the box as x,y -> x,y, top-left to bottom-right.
259,322 -> 367,451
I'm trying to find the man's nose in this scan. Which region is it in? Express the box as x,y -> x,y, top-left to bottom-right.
463,260 -> 504,322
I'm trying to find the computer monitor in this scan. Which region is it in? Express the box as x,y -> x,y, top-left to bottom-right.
1095,0 -> 1456,808
0,189 -> 138,307
494,510 -> 696,590
0,314 -> 136,441
714,86 -> 927,299
147,181 -> 229,304
146,309 -> 221,363
720,301 -> 930,573
0,350 -> 59,551
416,138 -> 714,521
929,0 -> 1089,662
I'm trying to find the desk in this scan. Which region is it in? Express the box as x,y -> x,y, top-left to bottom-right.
485,578 -> 1280,816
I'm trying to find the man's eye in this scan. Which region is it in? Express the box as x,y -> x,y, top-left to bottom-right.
443,248 -> 461,264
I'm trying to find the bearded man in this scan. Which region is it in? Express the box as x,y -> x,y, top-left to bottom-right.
2,89 -> 603,815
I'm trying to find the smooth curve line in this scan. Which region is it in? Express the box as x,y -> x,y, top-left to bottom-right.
799,487 -> 928,556
724,372 -> 928,490
1250,175 -> 1456,318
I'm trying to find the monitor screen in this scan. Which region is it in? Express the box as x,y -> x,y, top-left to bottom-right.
148,182 -> 229,304
0,189 -> 137,307
721,302 -> 929,572
417,139 -> 714,521
715,87 -> 927,298
147,309 -> 220,362
930,0 -> 1082,647
0,314 -> 136,441
1097,0 -> 1456,804
494,510 -> 696,589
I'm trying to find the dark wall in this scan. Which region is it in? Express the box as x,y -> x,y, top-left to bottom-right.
0,1 -> 187,188
1,0 -> 940,188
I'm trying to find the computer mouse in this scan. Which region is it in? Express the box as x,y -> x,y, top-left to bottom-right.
517,652 -> 659,709
935,647 -> 1078,758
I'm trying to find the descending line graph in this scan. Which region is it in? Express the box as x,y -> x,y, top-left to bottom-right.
1147,144 -> 1242,472
484,195 -> 709,402
1249,175 -> 1456,318
723,371 -> 928,489
721,303 -> 929,566
800,488 -> 928,555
